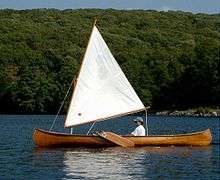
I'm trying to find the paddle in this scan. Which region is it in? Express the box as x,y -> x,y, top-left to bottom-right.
97,131 -> 135,147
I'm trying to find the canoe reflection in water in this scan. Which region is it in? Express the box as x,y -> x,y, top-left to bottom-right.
60,146 -> 213,179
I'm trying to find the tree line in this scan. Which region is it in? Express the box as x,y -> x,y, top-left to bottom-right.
0,9 -> 219,113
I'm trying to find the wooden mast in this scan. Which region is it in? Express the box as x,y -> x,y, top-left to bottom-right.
145,106 -> 150,136
64,18 -> 97,128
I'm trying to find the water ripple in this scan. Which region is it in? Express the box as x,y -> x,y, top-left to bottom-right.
0,115 -> 219,179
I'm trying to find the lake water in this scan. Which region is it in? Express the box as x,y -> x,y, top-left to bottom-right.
0,115 -> 219,179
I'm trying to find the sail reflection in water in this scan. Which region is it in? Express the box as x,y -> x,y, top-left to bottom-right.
62,146 -> 213,179
63,148 -> 145,179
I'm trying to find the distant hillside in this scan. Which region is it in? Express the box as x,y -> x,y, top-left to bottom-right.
0,9 -> 219,113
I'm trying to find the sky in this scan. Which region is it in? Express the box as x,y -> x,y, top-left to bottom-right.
0,0 -> 219,14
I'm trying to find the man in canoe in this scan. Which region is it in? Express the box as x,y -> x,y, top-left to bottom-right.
131,117 -> 146,136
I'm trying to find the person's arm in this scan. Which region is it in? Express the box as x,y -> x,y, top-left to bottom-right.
131,128 -> 138,136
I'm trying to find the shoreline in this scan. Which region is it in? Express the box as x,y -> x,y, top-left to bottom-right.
0,108 -> 219,117
153,108 -> 220,117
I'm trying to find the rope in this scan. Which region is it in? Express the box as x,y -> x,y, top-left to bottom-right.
86,121 -> 96,135
49,79 -> 74,131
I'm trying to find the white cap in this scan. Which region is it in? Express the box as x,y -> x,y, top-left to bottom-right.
133,117 -> 144,122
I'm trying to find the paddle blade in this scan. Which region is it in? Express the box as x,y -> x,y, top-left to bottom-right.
98,131 -> 135,147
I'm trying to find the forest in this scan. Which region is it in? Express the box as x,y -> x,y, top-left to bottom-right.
0,9 -> 219,114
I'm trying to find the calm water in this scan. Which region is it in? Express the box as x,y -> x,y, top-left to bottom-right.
0,115 -> 219,179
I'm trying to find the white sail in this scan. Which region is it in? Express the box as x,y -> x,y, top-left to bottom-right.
65,26 -> 145,127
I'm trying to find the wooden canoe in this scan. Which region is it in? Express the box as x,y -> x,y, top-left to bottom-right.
33,128 -> 212,148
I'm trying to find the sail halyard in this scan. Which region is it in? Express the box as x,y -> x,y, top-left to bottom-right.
65,21 -> 145,128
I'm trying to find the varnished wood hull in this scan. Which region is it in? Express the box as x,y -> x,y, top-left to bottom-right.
33,128 -> 212,147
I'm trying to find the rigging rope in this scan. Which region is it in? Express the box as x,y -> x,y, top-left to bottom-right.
86,121 -> 96,135
49,79 -> 74,131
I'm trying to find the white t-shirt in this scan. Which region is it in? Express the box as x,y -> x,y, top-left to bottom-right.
131,125 -> 146,136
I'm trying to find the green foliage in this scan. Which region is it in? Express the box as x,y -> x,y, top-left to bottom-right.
195,107 -> 212,114
0,9 -> 219,113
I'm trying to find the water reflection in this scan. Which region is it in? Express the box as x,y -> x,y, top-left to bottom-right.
61,146 -> 213,179
63,147 -> 144,179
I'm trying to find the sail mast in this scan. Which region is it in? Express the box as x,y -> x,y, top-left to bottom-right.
145,106 -> 150,136
64,19 -> 97,128
70,19 -> 97,91
75,19 -> 97,79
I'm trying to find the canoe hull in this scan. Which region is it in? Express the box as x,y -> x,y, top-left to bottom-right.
33,128 -> 212,148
